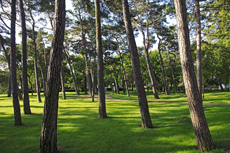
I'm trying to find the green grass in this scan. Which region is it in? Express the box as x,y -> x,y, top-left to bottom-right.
0,92 -> 230,153
108,90 -> 230,104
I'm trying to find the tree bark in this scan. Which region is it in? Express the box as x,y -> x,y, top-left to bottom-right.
122,0 -> 153,128
157,36 -> 168,95
60,63 -> 66,99
95,0 -> 107,118
135,5 -> 160,97
40,0 -> 65,152
64,50 -> 80,95
144,49 -> 159,98
196,0 -> 202,97
167,45 -> 177,94
174,0 -> 214,151
115,37 -> 130,96
79,12 -> 92,98
38,55 -> 46,97
20,0 -> 32,114
30,10 -> 42,103
111,65 -> 120,94
10,0 -> 22,126
90,69 -> 95,102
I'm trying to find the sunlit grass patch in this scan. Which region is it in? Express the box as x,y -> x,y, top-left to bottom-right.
108,90 -> 230,104
0,93 -> 229,152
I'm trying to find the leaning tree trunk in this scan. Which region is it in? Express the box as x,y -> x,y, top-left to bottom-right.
40,0 -> 65,152
64,50 -> 80,95
10,0 -> 22,126
30,10 -> 42,103
174,0 -> 214,151
144,49 -> 159,99
115,37 -> 130,96
218,78 -> 224,91
157,38 -> 168,95
122,0 -> 153,128
20,0 -> 31,114
95,0 -> 107,119
167,45 -> 177,94
196,0 -> 202,97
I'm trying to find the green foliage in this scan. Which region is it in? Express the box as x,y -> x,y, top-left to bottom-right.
0,70 -> 9,93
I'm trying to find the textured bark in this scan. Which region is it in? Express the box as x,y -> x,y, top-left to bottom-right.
196,0 -> 202,97
10,0 -> 22,126
30,11 -> 42,103
167,45 -> 177,94
60,64 -> 66,99
115,37 -> 130,96
95,0 -> 107,118
20,0 -> 31,114
64,50 -> 80,95
40,0 -> 65,152
174,0 -> 214,151
144,49 -> 159,99
122,0 -> 153,128
157,37 -> 168,95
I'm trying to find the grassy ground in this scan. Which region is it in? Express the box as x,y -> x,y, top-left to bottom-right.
108,90 -> 230,104
0,92 -> 230,153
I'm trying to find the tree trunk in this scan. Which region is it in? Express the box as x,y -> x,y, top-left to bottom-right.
115,37 -> 130,97
144,49 -> 159,99
19,0 -> 31,114
30,11 -> 42,103
64,50 -> 80,95
122,79 -> 125,93
137,7 -> 160,97
218,78 -> 224,91
40,0 -> 65,152
10,0 -> 22,126
157,37 -> 168,95
196,0 -> 202,97
90,69 -> 95,102
95,0 -> 107,118
60,64 -> 66,99
174,0 -> 214,151
38,55 -> 46,97
111,65 -> 120,94
167,45 -> 177,94
122,0 -> 153,128
28,76 -> 33,95
17,82 -> 22,100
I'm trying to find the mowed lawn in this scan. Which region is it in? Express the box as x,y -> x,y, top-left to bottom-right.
109,90 -> 230,104
0,92 -> 230,153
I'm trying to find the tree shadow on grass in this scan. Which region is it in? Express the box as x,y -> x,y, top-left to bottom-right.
0,100 -> 229,153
